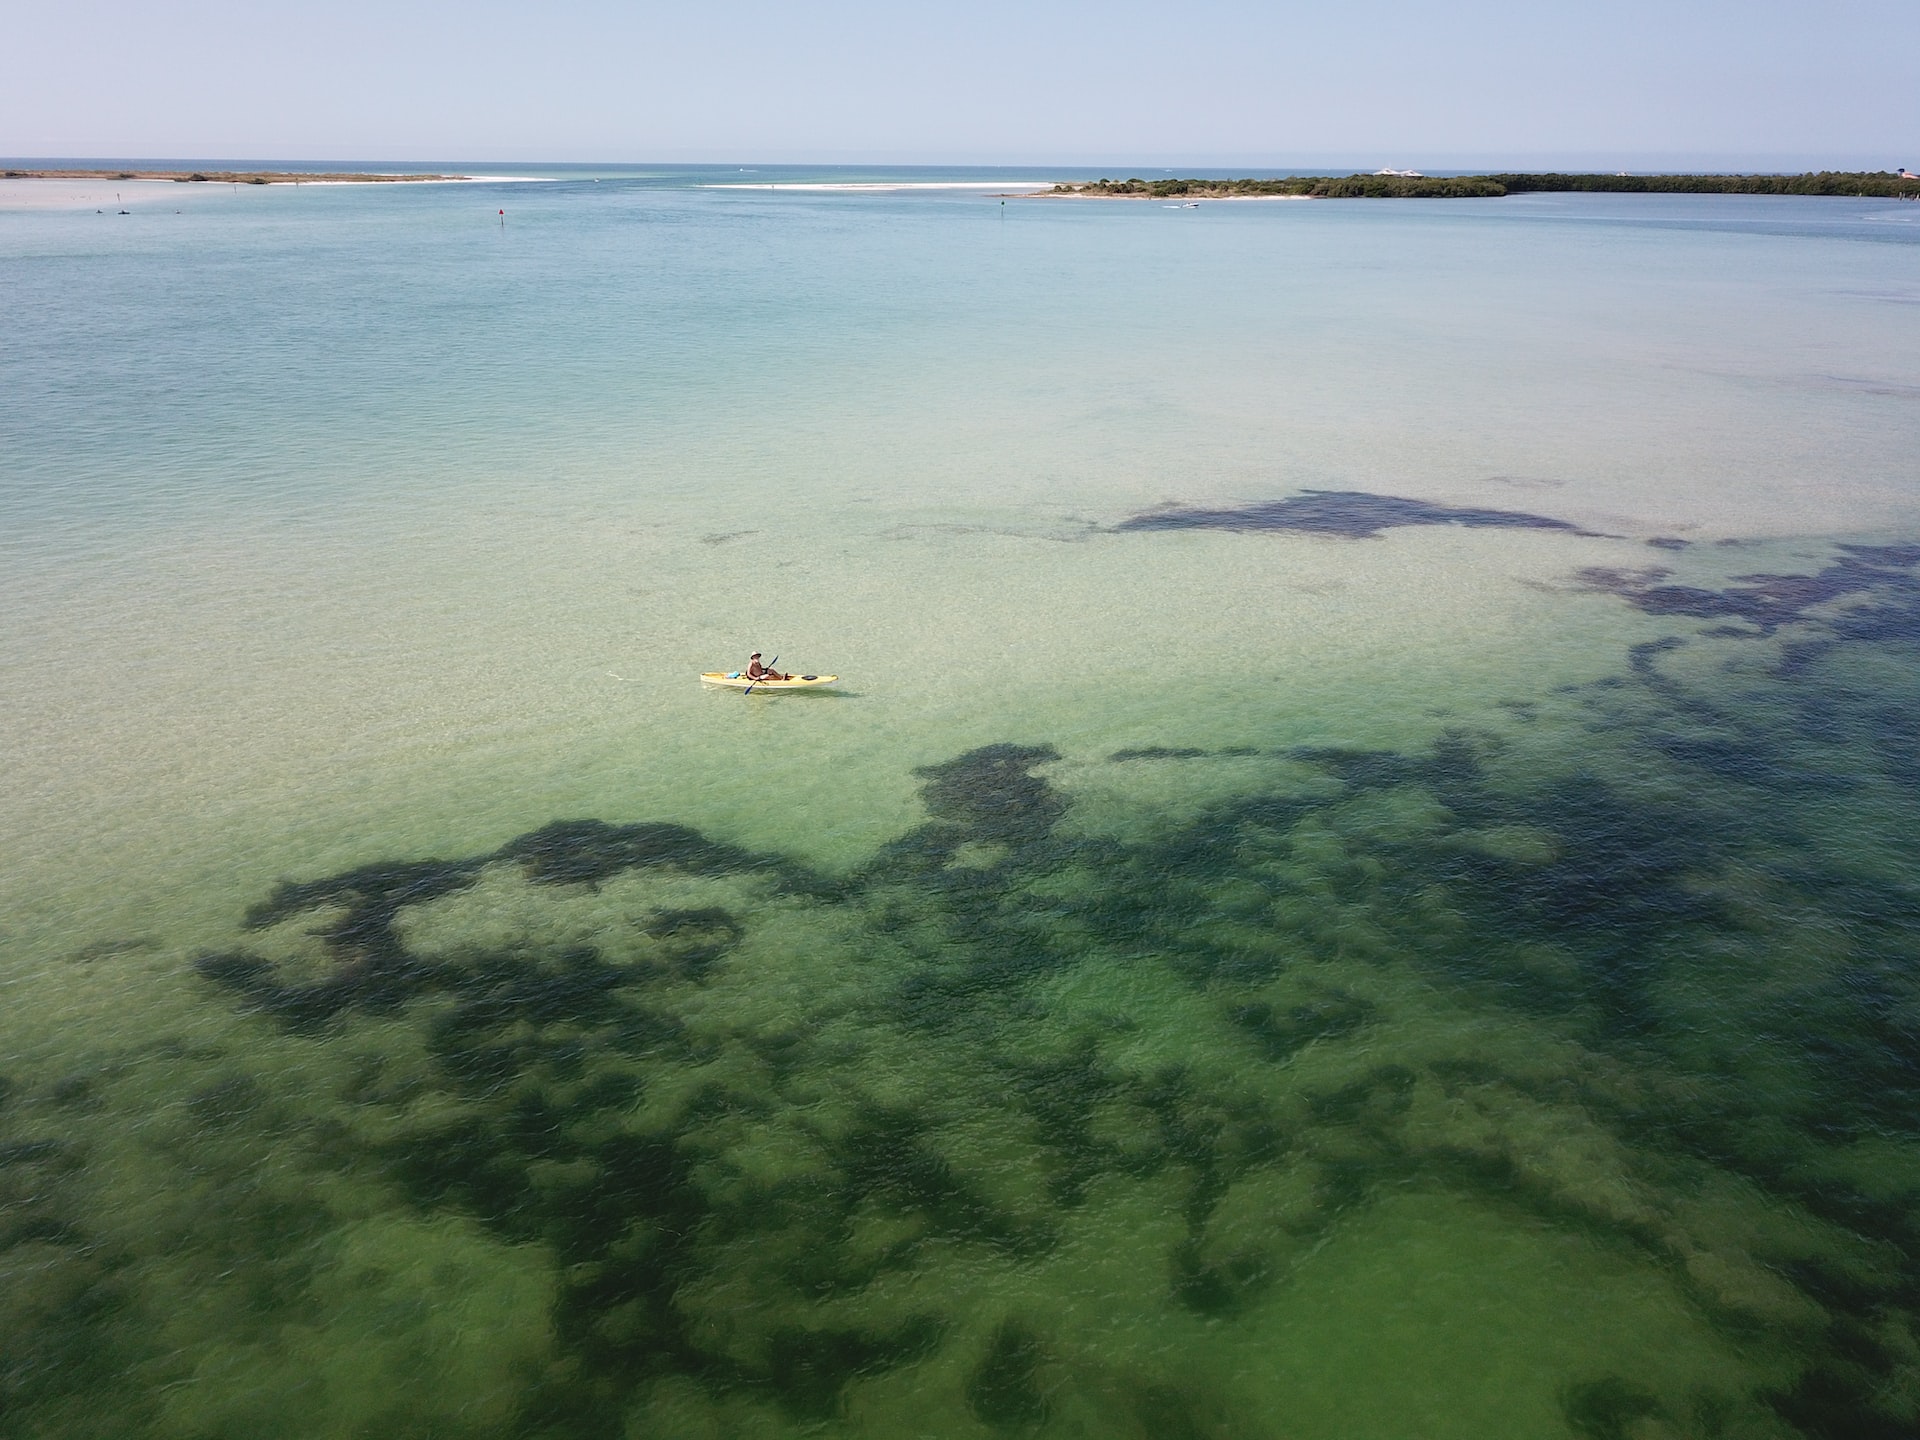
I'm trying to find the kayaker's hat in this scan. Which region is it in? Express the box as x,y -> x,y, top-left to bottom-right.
750,652 -> 761,658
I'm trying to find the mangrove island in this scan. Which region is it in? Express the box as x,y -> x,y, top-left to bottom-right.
1041,170 -> 1920,199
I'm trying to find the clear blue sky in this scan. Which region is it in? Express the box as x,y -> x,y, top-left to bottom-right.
7,0 -> 1917,166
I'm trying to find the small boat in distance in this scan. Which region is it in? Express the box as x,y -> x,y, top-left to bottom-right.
701,671 -> 839,691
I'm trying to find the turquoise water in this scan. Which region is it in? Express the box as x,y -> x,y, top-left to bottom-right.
4,167 -> 1920,1437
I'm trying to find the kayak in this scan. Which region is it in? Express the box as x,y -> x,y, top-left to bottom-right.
701,671 -> 839,691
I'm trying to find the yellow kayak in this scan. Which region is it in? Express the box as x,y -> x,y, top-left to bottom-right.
701,671 -> 839,691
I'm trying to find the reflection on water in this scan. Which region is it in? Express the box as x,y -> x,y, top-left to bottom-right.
7,545 -> 1920,1437
1115,490 -> 1611,540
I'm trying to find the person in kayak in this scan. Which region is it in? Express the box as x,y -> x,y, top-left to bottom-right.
745,653 -> 790,682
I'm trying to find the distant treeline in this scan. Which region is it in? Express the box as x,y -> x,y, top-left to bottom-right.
1490,171 -> 1920,196
1050,171 -> 1920,200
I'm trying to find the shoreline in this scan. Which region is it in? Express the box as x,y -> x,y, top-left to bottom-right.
1,167 -> 469,184
1030,170 -> 1920,200
1011,190 -> 1313,200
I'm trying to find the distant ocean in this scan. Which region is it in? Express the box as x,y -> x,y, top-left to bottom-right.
4,164 -> 1920,1438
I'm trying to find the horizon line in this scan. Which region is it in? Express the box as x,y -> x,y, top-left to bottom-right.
4,150 -> 1912,173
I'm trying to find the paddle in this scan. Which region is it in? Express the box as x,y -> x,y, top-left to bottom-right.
744,655 -> 778,695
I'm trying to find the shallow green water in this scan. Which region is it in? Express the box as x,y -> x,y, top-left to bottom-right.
4,170 -> 1920,1437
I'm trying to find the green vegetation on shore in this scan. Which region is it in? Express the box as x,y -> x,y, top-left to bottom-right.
1048,170 -> 1920,199
1492,170 -> 1920,196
